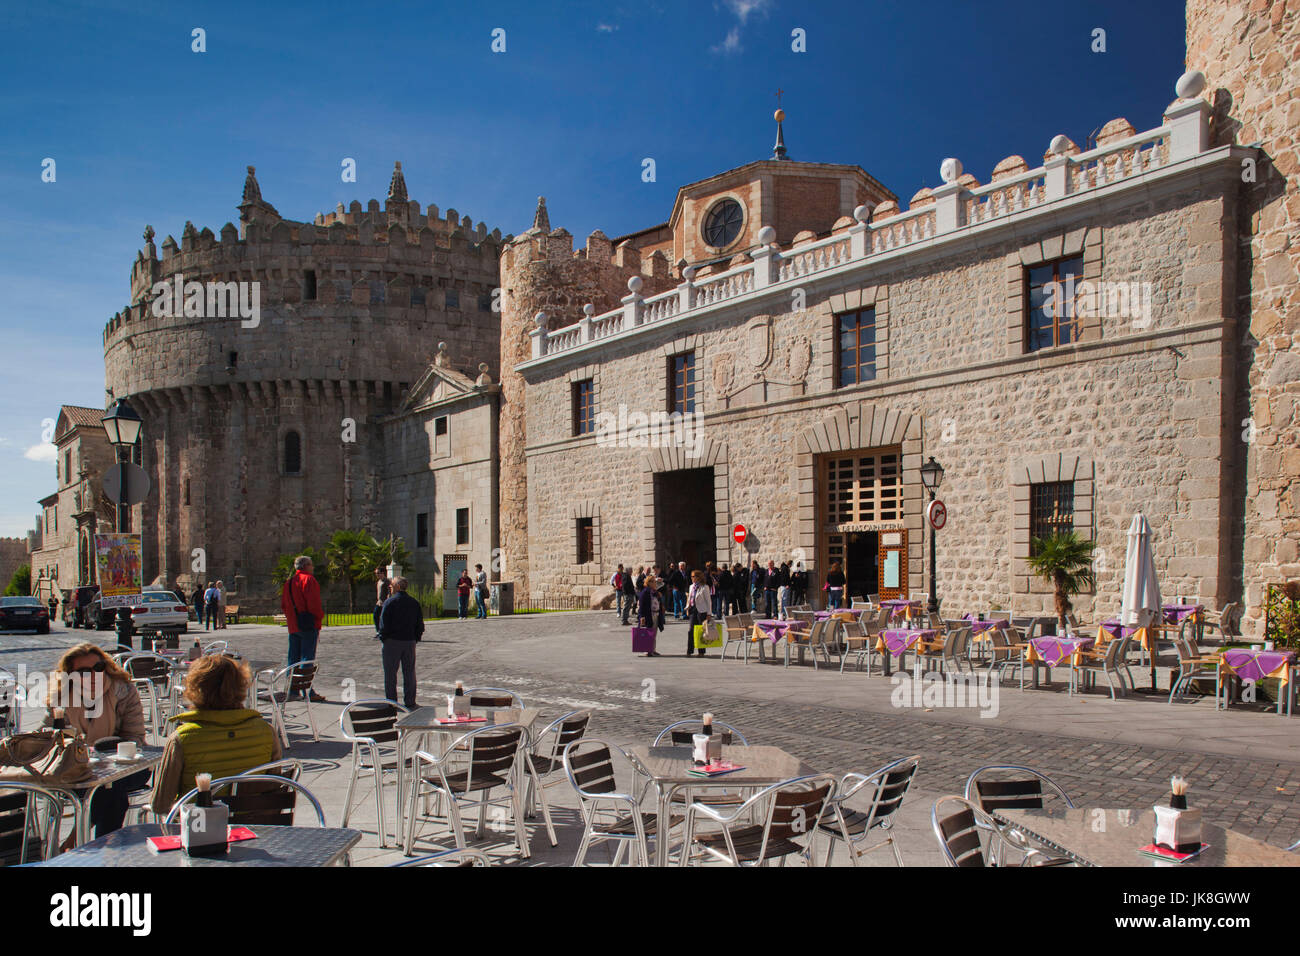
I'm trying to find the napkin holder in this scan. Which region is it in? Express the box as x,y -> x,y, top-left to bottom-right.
1153,805 -> 1201,854
180,801 -> 230,857
692,733 -> 723,764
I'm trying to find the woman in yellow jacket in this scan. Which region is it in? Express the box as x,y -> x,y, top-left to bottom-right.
150,655 -> 280,816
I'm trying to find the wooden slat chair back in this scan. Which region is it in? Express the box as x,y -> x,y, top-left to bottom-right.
934,800 -> 988,867
344,702 -> 402,746
766,781 -> 833,841
566,742 -> 618,796
287,662 -> 318,696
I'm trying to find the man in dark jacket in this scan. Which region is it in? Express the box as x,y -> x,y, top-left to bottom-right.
666,563 -> 687,620
378,576 -> 424,709
620,567 -> 637,625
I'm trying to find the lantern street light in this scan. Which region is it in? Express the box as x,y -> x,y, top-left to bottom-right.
919,456 -> 945,618
101,397 -> 144,647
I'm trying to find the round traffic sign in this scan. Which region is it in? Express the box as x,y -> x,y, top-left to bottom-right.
103,463 -> 151,506
733,524 -> 747,545
928,499 -> 948,530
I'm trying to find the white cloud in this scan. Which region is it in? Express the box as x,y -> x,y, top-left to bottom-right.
721,0 -> 772,23
712,26 -> 742,54
23,443 -> 56,462
597,23 -> 618,32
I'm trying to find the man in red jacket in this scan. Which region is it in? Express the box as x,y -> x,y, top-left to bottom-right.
281,555 -> 325,701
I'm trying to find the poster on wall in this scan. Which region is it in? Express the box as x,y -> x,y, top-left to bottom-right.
94,533 -> 143,608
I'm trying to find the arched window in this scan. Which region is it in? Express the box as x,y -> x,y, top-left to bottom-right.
284,430 -> 302,475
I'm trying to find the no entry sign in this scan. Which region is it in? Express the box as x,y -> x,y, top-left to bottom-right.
733,524 -> 747,545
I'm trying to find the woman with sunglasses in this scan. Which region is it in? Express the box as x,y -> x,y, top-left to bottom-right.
43,643 -> 147,839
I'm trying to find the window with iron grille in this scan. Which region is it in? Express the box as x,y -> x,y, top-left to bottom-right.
1025,256 -> 1083,352
669,352 -> 695,414
836,309 -> 877,387
572,380 -> 595,436
824,450 -> 902,525
1030,481 -> 1074,553
576,517 -> 594,565
455,508 -> 469,547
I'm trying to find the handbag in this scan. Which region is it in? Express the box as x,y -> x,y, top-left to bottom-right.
693,622 -> 723,650
0,728 -> 93,784
631,626 -> 657,653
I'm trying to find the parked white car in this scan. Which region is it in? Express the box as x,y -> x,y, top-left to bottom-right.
128,590 -> 191,635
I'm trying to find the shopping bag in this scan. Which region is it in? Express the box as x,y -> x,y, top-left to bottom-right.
632,626 -> 657,653
693,622 -> 723,649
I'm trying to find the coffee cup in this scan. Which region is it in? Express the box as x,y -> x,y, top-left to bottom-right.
117,741 -> 138,760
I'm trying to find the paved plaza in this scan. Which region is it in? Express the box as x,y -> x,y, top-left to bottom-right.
6,611 -> 1299,866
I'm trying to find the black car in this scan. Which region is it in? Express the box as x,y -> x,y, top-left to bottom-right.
0,596 -> 50,634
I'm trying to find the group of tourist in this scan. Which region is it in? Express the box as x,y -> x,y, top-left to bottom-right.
454,564 -> 491,620
189,580 -> 229,630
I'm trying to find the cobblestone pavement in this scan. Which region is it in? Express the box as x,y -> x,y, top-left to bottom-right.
7,614 -> 1300,865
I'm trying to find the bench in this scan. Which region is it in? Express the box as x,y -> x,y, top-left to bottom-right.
224,604 -> 240,625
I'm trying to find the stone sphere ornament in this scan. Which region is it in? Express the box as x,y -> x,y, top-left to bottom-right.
1049,134 -> 1072,156
682,265 -> 697,281
583,303 -> 595,316
757,225 -> 777,246
853,205 -> 871,223
1175,69 -> 1206,100
627,275 -> 643,294
940,158 -> 963,184
534,311 -> 547,329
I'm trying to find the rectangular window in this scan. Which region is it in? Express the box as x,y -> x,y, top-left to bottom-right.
669,352 -> 696,414
576,517 -> 594,565
410,285 -> 426,307
64,452 -> 71,483
435,416 -> 448,436
825,450 -> 902,525
416,512 -> 429,549
478,293 -> 493,312
1030,481 -> 1075,554
303,269 -> 317,300
455,508 -> 470,547
445,289 -> 460,310
183,478 -> 190,506
572,380 -> 595,436
836,309 -> 877,387
1025,256 -> 1084,352
370,280 -> 385,305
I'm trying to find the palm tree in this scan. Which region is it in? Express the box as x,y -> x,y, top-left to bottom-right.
363,534 -> 413,578
324,530 -> 373,612
1026,531 -> 1096,634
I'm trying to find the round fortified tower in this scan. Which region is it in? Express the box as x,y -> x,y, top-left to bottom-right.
103,164 -> 507,609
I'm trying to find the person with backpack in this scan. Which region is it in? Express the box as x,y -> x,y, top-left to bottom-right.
280,555 -> 324,680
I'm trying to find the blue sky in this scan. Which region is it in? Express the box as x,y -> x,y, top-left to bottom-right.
0,0 -> 1188,537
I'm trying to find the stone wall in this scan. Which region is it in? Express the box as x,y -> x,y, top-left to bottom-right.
1187,0 -> 1299,637
0,538 -> 29,592
518,167 -> 1241,614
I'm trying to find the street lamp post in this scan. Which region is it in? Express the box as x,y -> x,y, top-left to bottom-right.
102,398 -> 143,649
919,456 -> 945,619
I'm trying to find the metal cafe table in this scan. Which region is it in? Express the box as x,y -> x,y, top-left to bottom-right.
32,823 -> 360,867
994,808 -> 1300,867
395,706 -> 541,853
0,746 -> 166,847
627,744 -> 815,867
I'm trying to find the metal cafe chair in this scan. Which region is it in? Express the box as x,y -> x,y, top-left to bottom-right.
0,781 -> 69,865
523,709 -> 591,847
679,773 -> 837,867
201,640 -> 228,656
165,774 -> 327,827
932,795 -> 1011,867
122,652 -> 176,743
264,660 -> 322,749
1071,633 -> 1135,699
964,765 -> 1076,814
1167,635 -> 1221,705
403,723 -> 530,858
462,687 -> 524,709
817,756 -> 920,867
563,738 -> 671,867
719,615 -> 749,661
339,700 -> 411,847
390,847 -> 491,867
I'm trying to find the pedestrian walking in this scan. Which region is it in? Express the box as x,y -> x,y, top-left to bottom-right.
763,560 -> 779,619
611,564 -> 626,620
666,562 -> 687,620
192,584 -> 205,628
778,561 -> 792,619
718,563 -> 734,615
620,566 -> 637,625
825,561 -> 847,610
373,567 -> 391,638
378,576 -> 423,709
280,556 -> 325,701
203,582 -> 220,631
686,569 -> 714,657
215,580 -> 227,630
635,575 -> 663,657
